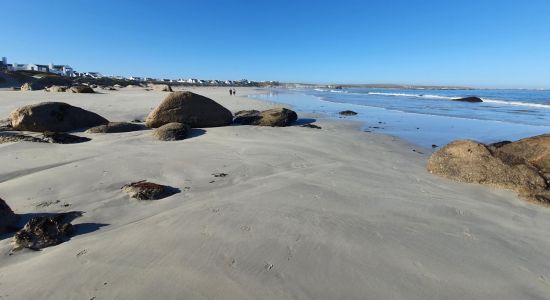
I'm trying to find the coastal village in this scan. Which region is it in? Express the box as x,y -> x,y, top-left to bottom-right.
0,56 -> 264,86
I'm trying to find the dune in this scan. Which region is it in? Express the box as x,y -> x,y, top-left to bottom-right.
0,87 -> 550,299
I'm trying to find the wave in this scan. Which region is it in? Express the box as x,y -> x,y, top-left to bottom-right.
366,92 -> 550,109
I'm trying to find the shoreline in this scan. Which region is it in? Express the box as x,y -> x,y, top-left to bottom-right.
1,87 -> 550,299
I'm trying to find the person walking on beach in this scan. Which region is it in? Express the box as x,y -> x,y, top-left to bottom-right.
233,88 -> 237,96
229,89 -> 233,96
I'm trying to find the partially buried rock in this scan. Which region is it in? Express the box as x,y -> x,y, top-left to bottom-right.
42,132 -> 91,144
122,181 -> 177,200
0,198 -> 18,234
453,96 -> 483,103
151,84 -> 173,92
0,132 -> 46,144
300,123 -> 322,129
86,122 -> 145,133
427,135 -> 550,204
233,108 -> 297,127
153,122 -> 189,141
9,102 -> 108,132
13,213 -> 79,250
145,91 -> 233,128
45,85 -> 67,92
67,85 -> 94,93
339,110 -> 358,116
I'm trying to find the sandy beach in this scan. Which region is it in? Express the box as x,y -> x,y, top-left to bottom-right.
1,87 -> 550,299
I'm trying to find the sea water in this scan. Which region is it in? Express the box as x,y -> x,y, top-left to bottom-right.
250,88 -> 550,148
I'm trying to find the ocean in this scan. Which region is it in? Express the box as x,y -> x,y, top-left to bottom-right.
250,88 -> 550,148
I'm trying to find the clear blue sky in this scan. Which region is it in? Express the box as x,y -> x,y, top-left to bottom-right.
2,0 -> 550,88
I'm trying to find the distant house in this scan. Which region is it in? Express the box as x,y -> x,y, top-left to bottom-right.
49,63 -> 74,77
84,72 -> 102,78
1,57 -> 75,77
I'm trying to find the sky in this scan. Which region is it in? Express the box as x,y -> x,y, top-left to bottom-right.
2,0 -> 550,88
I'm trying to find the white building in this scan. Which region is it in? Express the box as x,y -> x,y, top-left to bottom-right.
1,57 -> 74,77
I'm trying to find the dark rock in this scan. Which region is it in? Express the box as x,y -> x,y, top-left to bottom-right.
13,213 -> 80,250
0,198 -> 18,234
233,108 -> 297,127
42,132 -> 91,144
145,92 -> 233,128
153,122 -> 190,141
122,180 -> 178,200
68,85 -> 95,93
300,124 -> 322,129
86,122 -> 145,133
9,102 -> 109,132
339,110 -> 358,116
453,97 -> 483,103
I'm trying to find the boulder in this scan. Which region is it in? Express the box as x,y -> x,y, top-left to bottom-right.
13,213 -> 77,250
46,85 -> 67,92
67,85 -> 94,93
427,138 -> 549,204
122,181 -> 178,200
233,108 -> 297,127
151,84 -> 173,92
86,122 -> 145,133
9,102 -> 109,132
0,198 -> 17,234
339,110 -> 358,116
453,96 -> 483,103
490,134 -> 550,179
145,91 -> 233,128
153,122 -> 189,141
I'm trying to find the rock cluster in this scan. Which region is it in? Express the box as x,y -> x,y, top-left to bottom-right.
427,134 -> 550,204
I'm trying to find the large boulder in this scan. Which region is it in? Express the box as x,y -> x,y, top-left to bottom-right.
233,108 -> 297,127
13,213 -> 77,250
68,85 -> 94,93
0,198 -> 17,234
9,102 -> 109,132
453,96 -> 483,103
153,122 -> 189,141
86,122 -> 145,133
145,92 -> 232,128
427,137 -> 549,204
151,84 -> 173,92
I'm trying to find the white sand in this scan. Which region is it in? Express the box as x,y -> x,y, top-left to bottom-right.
1,87 -> 550,299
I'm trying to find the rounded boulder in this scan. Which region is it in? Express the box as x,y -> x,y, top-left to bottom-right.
9,102 -> 109,132
146,92 -> 232,128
